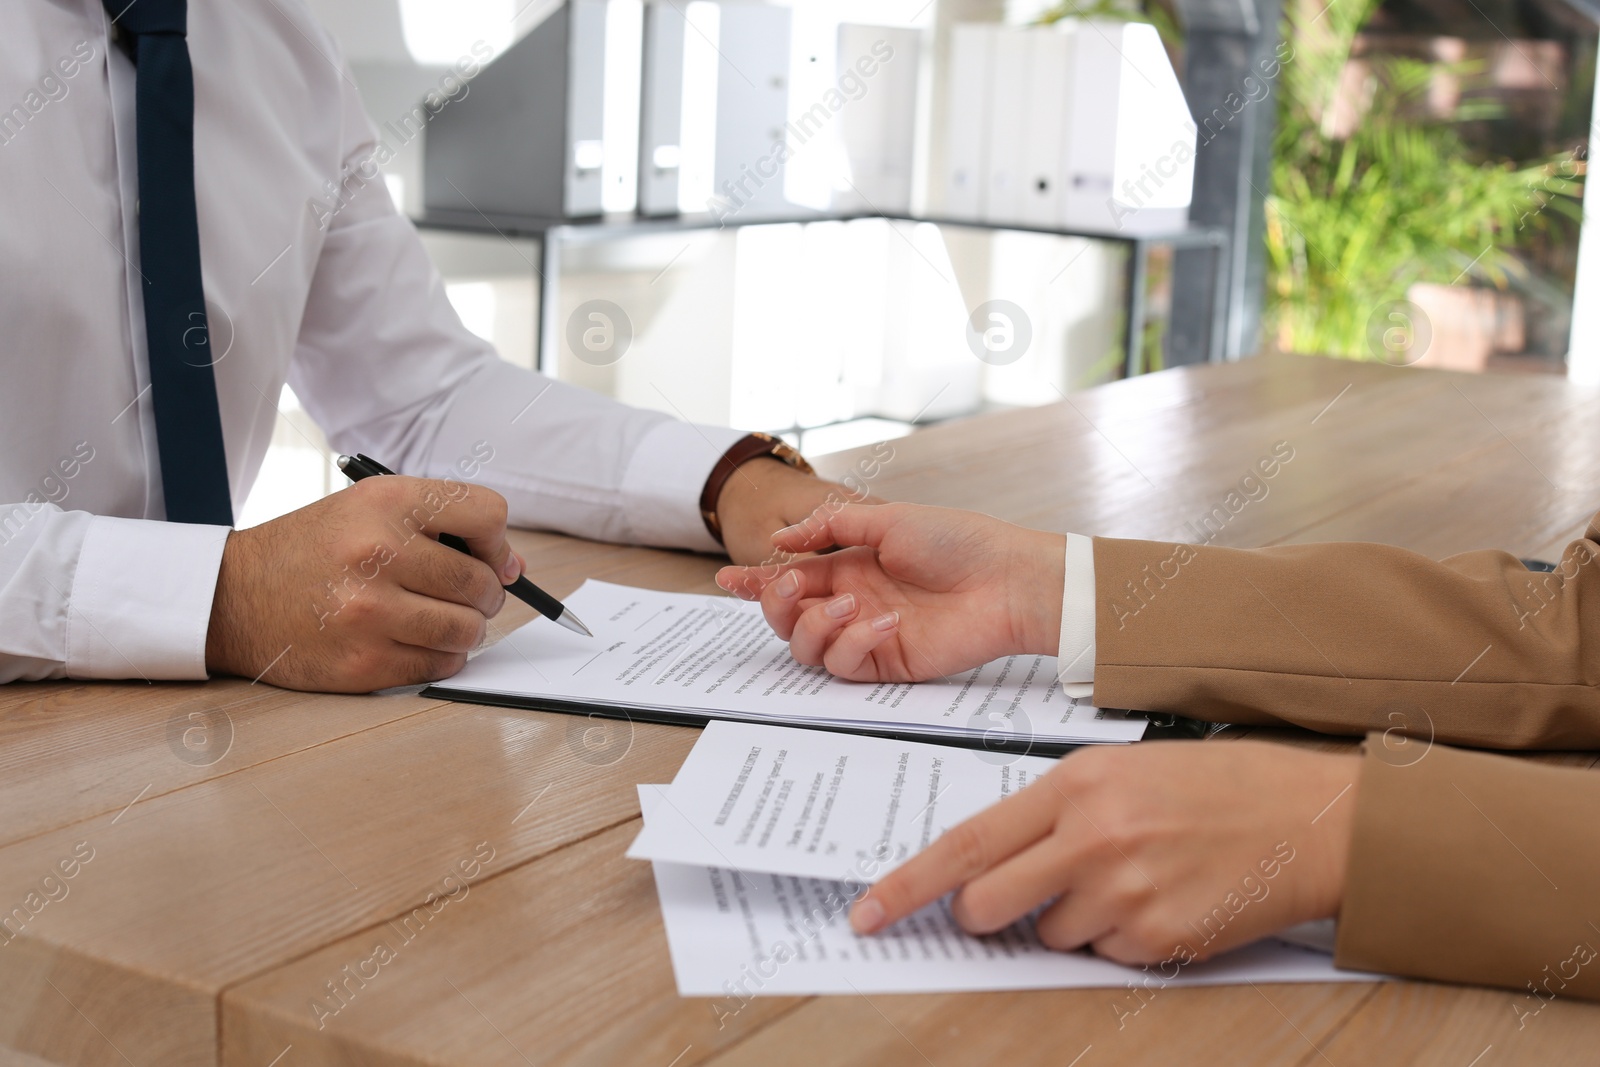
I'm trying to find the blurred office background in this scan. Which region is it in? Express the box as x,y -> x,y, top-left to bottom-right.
245,0 -> 1595,527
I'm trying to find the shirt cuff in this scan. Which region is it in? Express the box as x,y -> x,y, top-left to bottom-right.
620,419 -> 745,554
66,516 -> 230,680
1057,532 -> 1096,694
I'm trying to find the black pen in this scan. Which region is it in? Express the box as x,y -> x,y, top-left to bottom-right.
336,453 -> 593,637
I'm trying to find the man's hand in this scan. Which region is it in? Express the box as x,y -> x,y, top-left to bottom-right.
206,476 -> 524,693
712,458 -> 868,567
851,742 -> 1360,966
715,502 -> 1064,681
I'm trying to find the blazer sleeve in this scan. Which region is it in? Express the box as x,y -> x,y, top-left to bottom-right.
1335,736 -> 1600,1004
1088,511 -> 1600,749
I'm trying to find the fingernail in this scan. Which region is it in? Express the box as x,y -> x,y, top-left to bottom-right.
852,897 -> 885,934
776,571 -> 801,599
825,594 -> 856,619
501,555 -> 522,583
871,611 -> 899,632
775,523 -> 804,540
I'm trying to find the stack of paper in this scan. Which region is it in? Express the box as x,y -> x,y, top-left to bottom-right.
428,580 -> 1147,750
631,721 -> 1373,997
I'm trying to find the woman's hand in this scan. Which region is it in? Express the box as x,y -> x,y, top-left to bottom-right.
851,741 -> 1360,966
716,503 -> 1065,682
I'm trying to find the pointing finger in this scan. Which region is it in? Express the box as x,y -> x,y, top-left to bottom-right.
851,776 -> 1061,935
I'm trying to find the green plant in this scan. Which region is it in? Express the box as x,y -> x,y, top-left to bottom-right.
1266,0 -> 1585,358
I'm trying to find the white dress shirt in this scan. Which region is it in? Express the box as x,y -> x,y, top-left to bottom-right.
0,0 -> 740,683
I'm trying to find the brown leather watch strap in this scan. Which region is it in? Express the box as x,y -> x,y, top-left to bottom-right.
699,432 -> 814,545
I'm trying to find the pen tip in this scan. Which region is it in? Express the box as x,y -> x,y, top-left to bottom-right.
557,611 -> 594,638
336,455 -> 352,471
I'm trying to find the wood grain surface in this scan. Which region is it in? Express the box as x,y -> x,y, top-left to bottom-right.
3,354 -> 1596,1065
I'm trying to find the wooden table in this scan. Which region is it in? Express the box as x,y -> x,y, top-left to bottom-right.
4,353 -> 1599,1066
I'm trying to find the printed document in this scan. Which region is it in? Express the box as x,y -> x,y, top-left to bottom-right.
636,785 -> 1372,997
431,580 -> 1146,747
627,720 -> 1061,881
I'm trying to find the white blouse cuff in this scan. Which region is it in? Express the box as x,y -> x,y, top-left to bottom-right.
1056,532 -> 1096,694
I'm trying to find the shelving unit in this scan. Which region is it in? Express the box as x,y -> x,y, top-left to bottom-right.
413,207 -> 1230,383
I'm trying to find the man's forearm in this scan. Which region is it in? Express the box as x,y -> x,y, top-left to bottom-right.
712,454 -> 886,568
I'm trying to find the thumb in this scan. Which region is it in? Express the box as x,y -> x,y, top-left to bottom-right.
474,532 -> 522,586
771,502 -> 915,554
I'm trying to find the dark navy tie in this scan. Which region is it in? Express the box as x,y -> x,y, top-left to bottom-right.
105,0 -> 234,525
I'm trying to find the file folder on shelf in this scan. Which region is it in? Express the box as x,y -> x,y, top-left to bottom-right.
1061,20 -> 1195,235
424,0 -> 609,220
638,0 -> 687,216
833,23 -> 922,215
1020,24 -> 1075,227
981,26 -> 1030,225
941,22 -> 995,220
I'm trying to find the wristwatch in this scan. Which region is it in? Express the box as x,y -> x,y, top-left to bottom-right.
699,432 -> 815,545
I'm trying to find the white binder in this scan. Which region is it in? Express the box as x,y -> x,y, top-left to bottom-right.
1061,20 -> 1194,235
941,22 -> 994,221
564,0 -> 609,217
834,24 -> 921,215
638,0 -> 686,216
980,26 -> 1030,225
1020,23 -> 1075,227
710,3 -> 793,220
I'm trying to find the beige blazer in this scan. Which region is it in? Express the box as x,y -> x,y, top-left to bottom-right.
1091,513 -> 1600,1004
